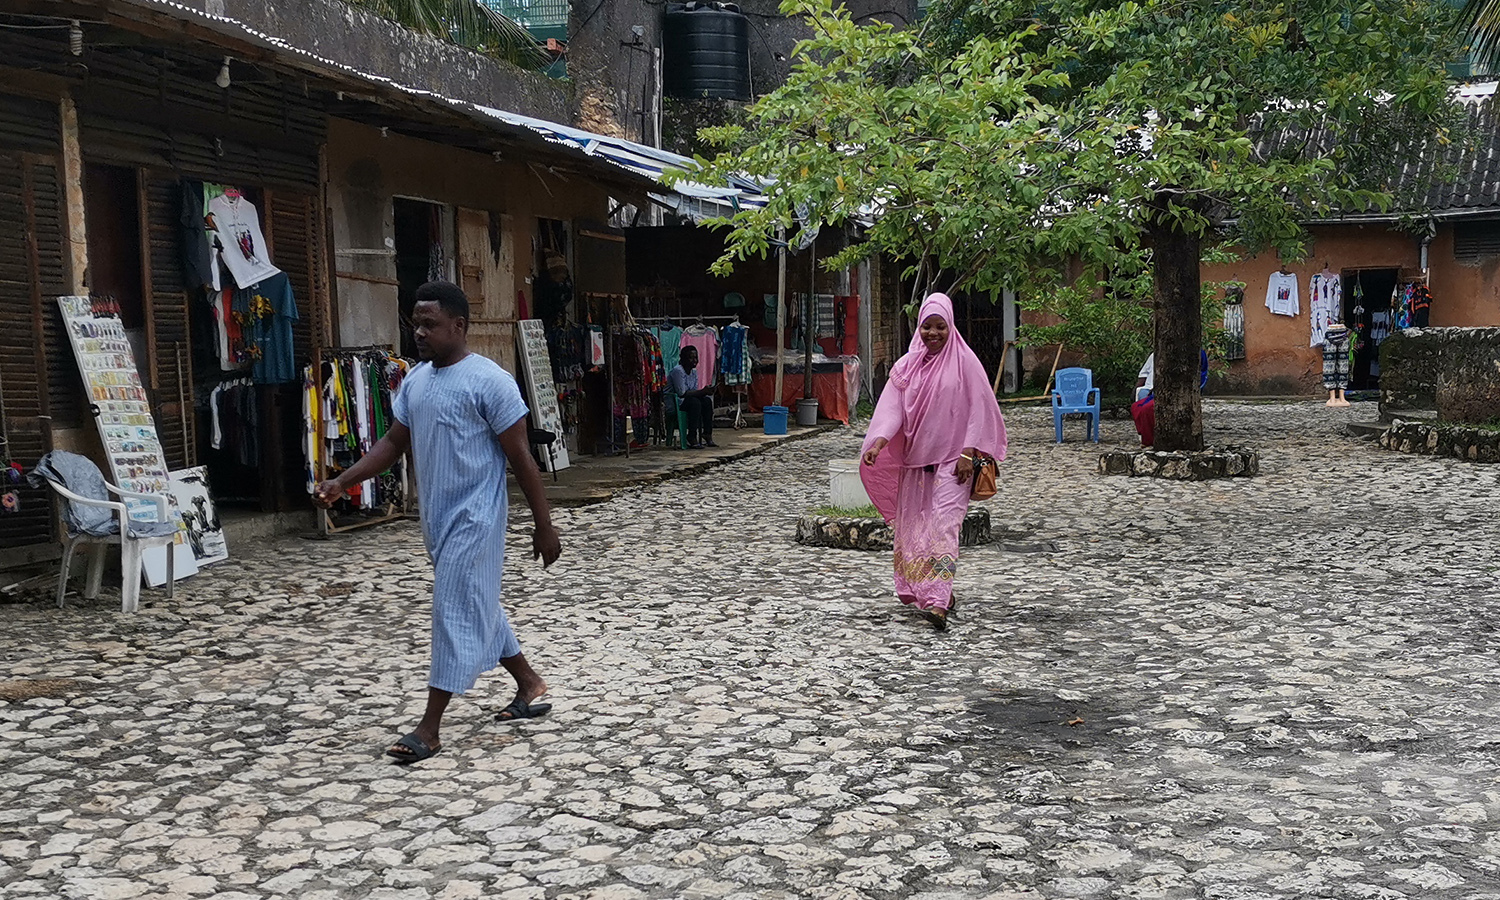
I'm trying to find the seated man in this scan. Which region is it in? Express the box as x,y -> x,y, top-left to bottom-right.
668,346 -> 716,449
1130,349 -> 1209,447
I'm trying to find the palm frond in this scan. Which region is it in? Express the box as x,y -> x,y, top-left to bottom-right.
1458,0 -> 1500,75
347,0 -> 552,70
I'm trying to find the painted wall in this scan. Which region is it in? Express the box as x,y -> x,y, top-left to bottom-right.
1428,225 -> 1500,327
326,117 -> 614,370
1203,224 -> 1422,395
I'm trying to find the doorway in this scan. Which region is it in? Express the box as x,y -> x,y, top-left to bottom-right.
82,163 -> 150,389
1342,267 -> 1396,390
393,197 -> 454,359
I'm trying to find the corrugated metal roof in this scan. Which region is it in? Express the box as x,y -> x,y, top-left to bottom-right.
1260,82 -> 1500,222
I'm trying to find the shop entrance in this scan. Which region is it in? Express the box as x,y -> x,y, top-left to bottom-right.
82,163 -> 149,390
393,197 -> 454,360
1342,267 -> 1396,390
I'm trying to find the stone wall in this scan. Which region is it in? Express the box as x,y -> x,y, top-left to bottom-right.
1380,327 -> 1500,423
161,0 -> 570,121
1379,420 -> 1500,463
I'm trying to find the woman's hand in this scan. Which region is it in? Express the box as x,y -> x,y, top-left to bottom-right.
954,447 -> 978,484
862,437 -> 888,466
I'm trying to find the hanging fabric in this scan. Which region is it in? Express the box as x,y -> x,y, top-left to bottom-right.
305,348 -> 411,513
1308,270 -> 1341,347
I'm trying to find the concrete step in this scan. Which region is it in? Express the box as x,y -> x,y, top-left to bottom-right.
1347,421 -> 1387,440
1388,408 -> 1438,422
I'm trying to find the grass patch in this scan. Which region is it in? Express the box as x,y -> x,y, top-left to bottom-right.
809,504 -> 879,518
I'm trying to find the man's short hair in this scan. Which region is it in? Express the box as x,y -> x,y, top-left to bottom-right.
415,281 -> 470,321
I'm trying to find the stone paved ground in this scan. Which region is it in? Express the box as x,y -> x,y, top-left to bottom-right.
3,401 -> 1500,900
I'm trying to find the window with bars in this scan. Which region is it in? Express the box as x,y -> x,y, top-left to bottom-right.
1222,285 -> 1246,361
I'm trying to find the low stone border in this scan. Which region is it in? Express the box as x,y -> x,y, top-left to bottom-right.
796,507 -> 992,550
1098,447 -> 1260,480
1379,420 -> 1500,463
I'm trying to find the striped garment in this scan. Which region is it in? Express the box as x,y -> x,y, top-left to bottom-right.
392,353 -> 528,694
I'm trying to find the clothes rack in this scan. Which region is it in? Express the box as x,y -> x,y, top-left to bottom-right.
589,293 -> 634,458
309,345 -> 413,537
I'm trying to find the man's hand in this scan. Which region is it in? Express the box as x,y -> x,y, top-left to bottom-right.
533,523 -> 561,567
862,437 -> 889,467
313,479 -> 345,509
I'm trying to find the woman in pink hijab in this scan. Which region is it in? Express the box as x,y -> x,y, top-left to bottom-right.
860,293 -> 1008,630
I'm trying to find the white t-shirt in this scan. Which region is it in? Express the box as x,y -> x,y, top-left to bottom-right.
207,193 -> 281,289
1138,354 -> 1154,391
1265,272 -> 1299,317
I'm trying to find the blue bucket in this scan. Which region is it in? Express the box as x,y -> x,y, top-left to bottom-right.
763,405 -> 789,435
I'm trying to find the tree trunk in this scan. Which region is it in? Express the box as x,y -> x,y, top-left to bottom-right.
1148,202 -> 1204,452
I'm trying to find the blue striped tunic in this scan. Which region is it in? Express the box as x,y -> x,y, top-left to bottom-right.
392,353 -> 527,694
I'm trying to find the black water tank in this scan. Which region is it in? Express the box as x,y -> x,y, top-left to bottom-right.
664,3 -> 751,101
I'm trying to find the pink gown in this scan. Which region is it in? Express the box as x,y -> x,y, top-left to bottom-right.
860,294 -> 1008,612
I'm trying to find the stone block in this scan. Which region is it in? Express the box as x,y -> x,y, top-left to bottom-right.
1098,447 -> 1259,480
1378,421 -> 1500,465
794,509 -> 992,551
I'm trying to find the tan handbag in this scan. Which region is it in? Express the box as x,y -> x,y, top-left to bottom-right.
969,451 -> 997,501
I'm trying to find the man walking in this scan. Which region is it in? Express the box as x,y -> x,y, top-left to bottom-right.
668,345 -> 716,449
314,281 -> 560,763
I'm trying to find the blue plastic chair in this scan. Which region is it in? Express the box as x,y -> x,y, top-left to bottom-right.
1051,367 -> 1101,443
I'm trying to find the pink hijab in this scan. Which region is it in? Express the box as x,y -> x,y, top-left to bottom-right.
859,293 -> 1008,522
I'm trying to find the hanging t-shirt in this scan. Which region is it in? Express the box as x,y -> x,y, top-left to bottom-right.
232,272 -> 299,384
719,324 -> 749,385
680,327 -> 718,389
206,192 -> 281,289
1265,272 -> 1299,317
652,324 -> 684,373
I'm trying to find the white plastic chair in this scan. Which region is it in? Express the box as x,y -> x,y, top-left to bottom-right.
33,452 -> 177,613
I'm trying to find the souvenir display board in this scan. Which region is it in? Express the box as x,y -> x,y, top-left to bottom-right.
516,318 -> 570,471
57,296 -> 198,585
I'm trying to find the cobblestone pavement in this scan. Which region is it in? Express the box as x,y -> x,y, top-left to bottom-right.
3,401 -> 1500,900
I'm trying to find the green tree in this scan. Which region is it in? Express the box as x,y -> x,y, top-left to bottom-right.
345,0 -> 550,69
693,0 -> 1462,450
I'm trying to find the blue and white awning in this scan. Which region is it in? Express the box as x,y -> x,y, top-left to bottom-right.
476,107 -> 767,217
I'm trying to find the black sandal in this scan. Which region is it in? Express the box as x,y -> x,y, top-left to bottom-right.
496,695 -> 553,722
386,732 -> 441,763
921,609 -> 948,631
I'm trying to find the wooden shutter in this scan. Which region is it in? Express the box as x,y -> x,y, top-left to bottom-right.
267,189 -> 330,363
142,174 -> 196,470
0,154 -> 64,548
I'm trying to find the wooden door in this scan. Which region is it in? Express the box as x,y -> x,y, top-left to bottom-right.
458,207 -> 517,373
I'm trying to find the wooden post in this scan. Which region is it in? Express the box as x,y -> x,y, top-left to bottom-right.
803,234 -> 815,401
59,95 -> 87,295
774,230 -> 786,403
